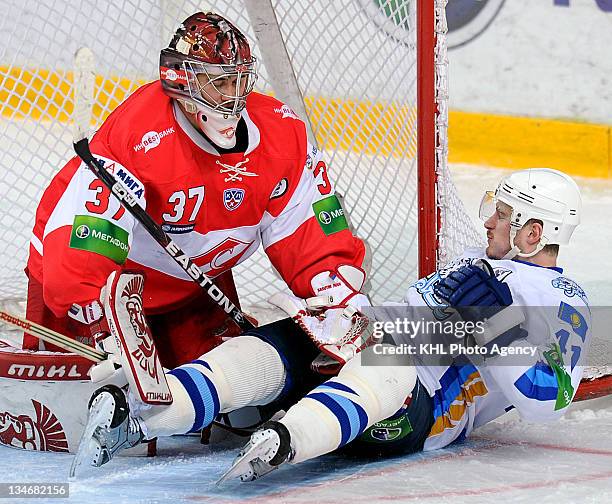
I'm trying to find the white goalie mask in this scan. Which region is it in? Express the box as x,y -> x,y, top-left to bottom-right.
479,168 -> 582,259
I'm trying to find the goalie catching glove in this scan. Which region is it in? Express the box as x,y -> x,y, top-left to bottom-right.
269,265 -> 378,373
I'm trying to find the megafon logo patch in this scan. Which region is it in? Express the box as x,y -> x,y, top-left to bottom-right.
362,0 -> 505,50
133,127 -> 175,153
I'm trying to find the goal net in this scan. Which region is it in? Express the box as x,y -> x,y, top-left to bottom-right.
2,1 -> 606,396
0,0 -> 478,307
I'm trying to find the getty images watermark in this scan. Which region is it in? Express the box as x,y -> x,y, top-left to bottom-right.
370,317 -> 537,358
359,305 -> 607,367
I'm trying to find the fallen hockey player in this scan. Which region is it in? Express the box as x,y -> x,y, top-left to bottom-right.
218,167 -> 591,482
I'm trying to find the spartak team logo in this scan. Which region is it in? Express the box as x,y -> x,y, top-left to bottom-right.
121,275 -> 160,384
223,189 -> 245,211
0,400 -> 68,452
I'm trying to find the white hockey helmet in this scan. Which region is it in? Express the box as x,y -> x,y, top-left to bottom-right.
479,168 -> 582,259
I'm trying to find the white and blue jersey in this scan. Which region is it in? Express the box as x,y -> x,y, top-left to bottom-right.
400,248 -> 591,451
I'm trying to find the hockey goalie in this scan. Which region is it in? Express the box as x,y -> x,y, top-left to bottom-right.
2,11 -> 371,454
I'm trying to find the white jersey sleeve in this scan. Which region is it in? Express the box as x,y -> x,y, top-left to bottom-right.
480,260 -> 591,423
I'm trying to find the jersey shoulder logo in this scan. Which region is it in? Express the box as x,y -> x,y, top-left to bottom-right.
273,104 -> 299,120
551,276 -> 588,304
132,127 -> 175,153
270,178 -> 288,199
88,157 -> 145,201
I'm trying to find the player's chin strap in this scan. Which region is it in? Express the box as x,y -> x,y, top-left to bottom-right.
502,228 -> 548,260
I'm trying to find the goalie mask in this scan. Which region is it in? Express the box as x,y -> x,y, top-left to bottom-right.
160,12 -> 258,148
479,168 -> 582,259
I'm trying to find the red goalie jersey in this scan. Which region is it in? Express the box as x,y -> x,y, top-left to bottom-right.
26,82 -> 366,366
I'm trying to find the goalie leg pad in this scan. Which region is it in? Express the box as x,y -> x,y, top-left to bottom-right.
103,271 -> 172,405
280,345 -> 416,463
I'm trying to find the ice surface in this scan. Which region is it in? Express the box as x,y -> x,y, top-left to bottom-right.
0,164 -> 610,503
1,396 -> 611,503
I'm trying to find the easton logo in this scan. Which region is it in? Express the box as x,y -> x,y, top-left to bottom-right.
223,189 -> 245,211
133,127 -> 175,153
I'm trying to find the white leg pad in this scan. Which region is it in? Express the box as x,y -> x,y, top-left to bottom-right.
202,336 -> 287,412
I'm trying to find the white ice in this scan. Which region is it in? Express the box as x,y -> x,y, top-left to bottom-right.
0,164 -> 610,503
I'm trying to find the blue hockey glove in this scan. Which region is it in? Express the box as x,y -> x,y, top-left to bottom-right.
434,260 -> 513,311
435,260 -> 524,350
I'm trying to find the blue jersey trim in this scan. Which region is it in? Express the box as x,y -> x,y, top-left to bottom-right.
514,362 -> 558,401
513,258 -> 563,274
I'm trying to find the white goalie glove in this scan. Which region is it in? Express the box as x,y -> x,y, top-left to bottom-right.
269,265 -> 378,374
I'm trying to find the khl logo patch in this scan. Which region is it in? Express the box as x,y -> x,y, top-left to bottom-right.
223,189 -> 245,211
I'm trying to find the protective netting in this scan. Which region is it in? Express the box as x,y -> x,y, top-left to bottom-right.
0,0 -> 479,307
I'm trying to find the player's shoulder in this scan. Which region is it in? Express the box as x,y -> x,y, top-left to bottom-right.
492,258 -> 588,307
96,81 -> 175,150
244,92 -> 307,160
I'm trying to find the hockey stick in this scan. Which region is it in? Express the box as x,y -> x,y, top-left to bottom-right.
0,310 -> 106,362
72,47 -> 254,332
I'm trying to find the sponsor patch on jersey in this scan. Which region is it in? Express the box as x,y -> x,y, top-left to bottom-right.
69,215 -> 129,264
95,157 -> 145,201
132,127 -> 175,153
312,195 -> 349,235
305,145 -> 319,171
273,104 -> 299,120
360,414 -> 413,443
270,178 -> 288,199
223,188 -> 245,211
161,223 -> 196,234
543,342 -> 575,410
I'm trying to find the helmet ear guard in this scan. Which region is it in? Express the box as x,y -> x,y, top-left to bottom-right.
481,168 -> 582,259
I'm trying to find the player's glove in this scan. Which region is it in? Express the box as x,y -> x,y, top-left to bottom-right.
68,298 -> 110,348
434,259 -> 513,322
269,265 -> 378,374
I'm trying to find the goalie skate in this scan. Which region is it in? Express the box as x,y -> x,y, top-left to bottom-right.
217,421 -> 293,484
69,385 -> 144,477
